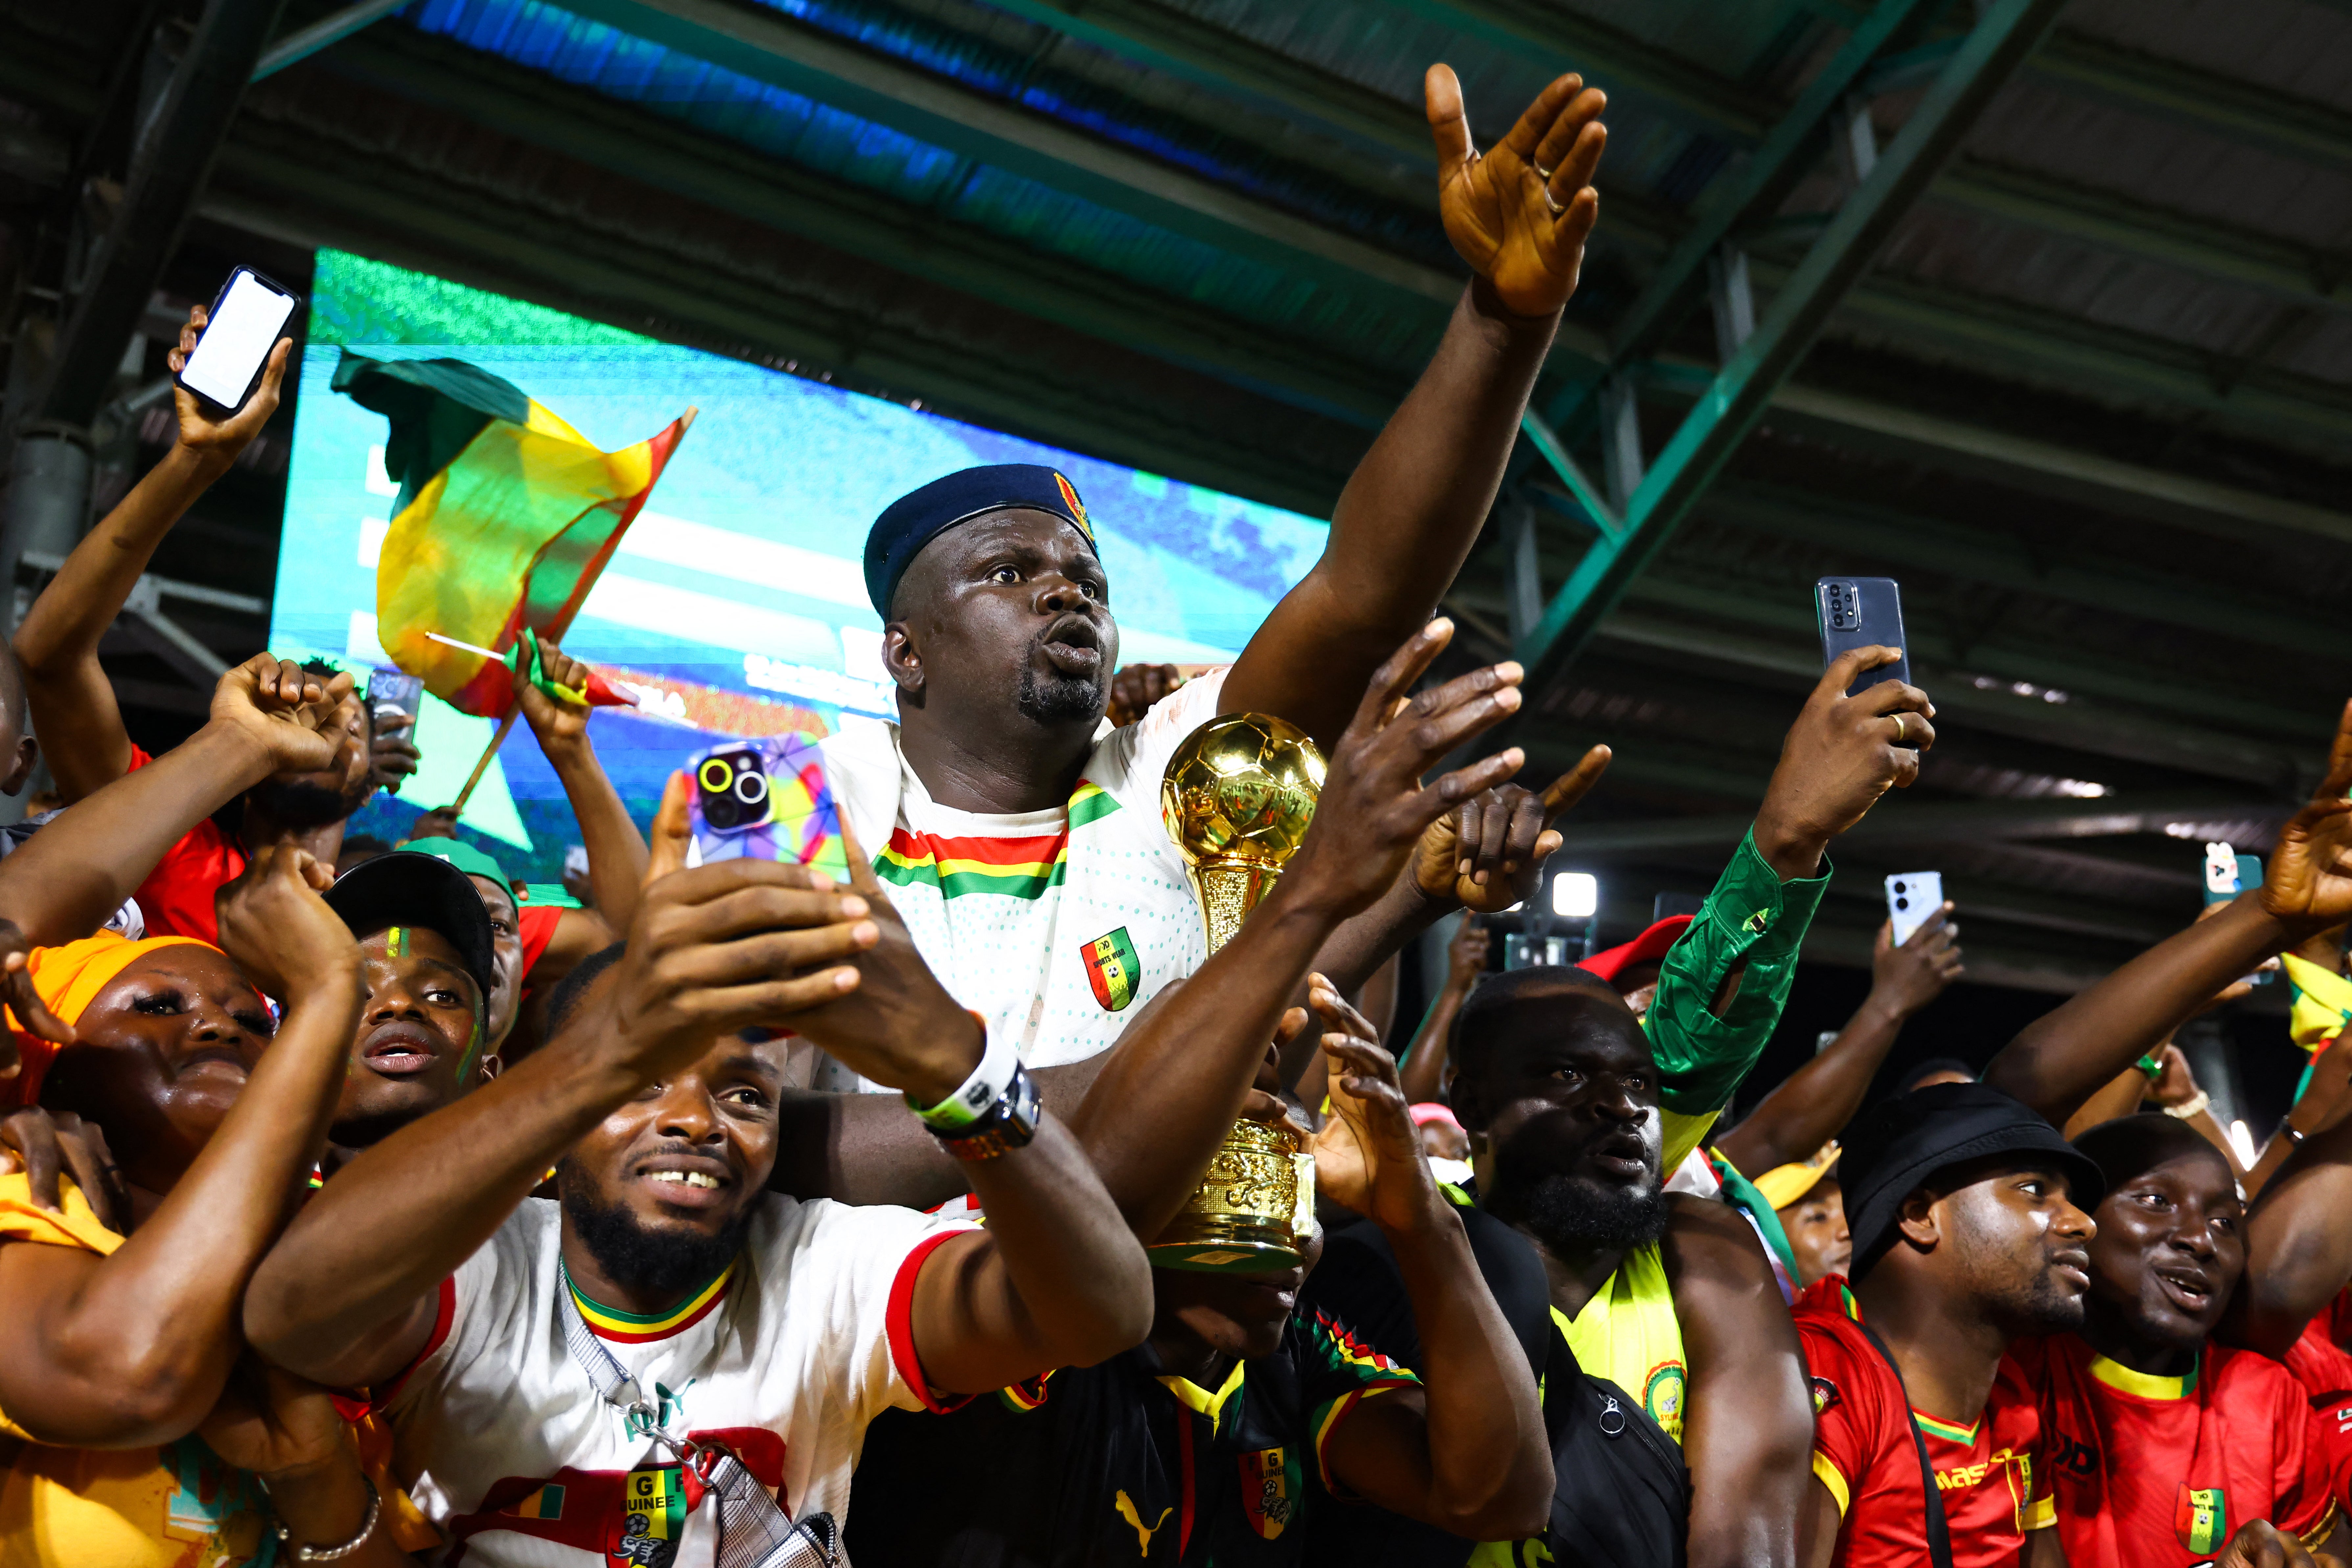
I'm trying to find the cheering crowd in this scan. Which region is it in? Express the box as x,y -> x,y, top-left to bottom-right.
3,60 -> 2352,1568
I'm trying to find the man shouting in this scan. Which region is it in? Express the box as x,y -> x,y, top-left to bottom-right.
812,65 -> 1609,1088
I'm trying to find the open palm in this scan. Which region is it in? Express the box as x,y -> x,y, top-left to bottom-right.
1428,64 -> 1608,318
2264,699 -> 2352,930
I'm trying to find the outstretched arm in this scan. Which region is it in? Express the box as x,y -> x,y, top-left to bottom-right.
2227,1035 -> 2352,1355
1714,910 -> 1961,1176
1314,998 -> 1551,1540
516,636 -> 647,935
1075,621 -> 1528,1242
1668,1194 -> 1812,1568
244,794 -> 897,1388
1986,702 -> 2352,1126
1221,68 -> 1605,747
0,847 -> 361,1445
12,309 -> 288,803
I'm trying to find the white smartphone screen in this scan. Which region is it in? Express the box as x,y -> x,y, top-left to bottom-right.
1886,870 -> 1943,947
179,270 -> 295,408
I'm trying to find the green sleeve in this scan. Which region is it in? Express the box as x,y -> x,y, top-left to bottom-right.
1645,828 -> 1831,1118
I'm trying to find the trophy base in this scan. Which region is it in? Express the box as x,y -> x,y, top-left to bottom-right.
1146,1224 -> 1303,1274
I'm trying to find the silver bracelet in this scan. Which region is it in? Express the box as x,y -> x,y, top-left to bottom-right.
270,1474 -> 380,1563
2161,1090 -> 2211,1121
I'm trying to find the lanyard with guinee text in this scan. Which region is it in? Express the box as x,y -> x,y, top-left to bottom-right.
557,1274 -> 842,1568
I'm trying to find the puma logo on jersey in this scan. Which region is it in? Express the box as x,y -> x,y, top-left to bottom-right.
1114,1491 -> 1173,1554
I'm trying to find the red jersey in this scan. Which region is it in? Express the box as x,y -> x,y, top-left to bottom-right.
123,744 -> 246,944
1794,1276 -> 2054,1568
2013,1334 -> 2336,1566
2282,1290 -> 2352,1512
517,904 -> 561,983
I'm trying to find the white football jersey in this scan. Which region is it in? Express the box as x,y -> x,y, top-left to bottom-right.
811,670 -> 1227,1090
386,1195 -> 974,1566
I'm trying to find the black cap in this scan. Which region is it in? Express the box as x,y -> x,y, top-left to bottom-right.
864,463 -> 1097,618
1839,1082 -> 2106,1280
324,849 -> 500,1014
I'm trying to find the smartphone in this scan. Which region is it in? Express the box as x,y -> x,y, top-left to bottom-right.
174,267 -> 299,414
687,735 -> 851,882
1886,871 -> 1943,947
1816,577 -> 1910,696
366,669 -> 424,732
2201,843 -> 2263,907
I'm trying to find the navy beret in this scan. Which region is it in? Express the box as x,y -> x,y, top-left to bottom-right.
865,463 -> 1098,619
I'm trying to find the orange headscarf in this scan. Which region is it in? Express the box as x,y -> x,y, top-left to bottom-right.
3,933 -> 220,1109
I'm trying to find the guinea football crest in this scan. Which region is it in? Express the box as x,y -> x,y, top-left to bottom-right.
2176,1485 -> 2226,1555
612,1463 -> 687,1568
1083,927 -> 1141,1011
1239,1445 -> 1300,1539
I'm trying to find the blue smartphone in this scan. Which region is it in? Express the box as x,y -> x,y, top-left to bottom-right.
1816,577 -> 1910,696
686,735 -> 851,882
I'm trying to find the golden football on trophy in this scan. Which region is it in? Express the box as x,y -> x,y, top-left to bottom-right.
1158,713 -> 1326,954
1150,712 -> 1325,1272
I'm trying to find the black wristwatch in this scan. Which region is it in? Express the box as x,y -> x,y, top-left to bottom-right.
932,1063 -> 1043,1161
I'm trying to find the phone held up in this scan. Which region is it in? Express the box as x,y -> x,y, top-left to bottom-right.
366,670 -> 425,734
174,267 -> 300,415
687,734 -> 852,884
1885,871 -> 1943,948
1815,578 -> 1910,698
2203,842 -> 2275,986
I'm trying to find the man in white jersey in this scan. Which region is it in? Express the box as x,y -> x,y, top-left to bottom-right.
243,782 -> 1153,1565
806,64 -> 1610,1095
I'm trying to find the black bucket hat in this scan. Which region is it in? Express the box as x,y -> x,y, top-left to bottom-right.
1839,1081 -> 2106,1279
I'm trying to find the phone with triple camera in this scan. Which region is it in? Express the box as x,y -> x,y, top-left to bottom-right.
686,735 -> 850,882
173,267 -> 299,415
1816,577 -> 1910,697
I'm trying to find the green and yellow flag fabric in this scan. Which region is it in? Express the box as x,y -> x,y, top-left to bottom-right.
335,351 -> 690,718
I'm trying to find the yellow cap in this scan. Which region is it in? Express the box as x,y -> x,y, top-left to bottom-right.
1755,1142 -> 1841,1211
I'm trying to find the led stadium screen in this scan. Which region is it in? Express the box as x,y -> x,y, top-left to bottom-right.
269,251 -> 1330,891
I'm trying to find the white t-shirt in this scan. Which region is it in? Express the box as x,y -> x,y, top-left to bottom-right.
811,670 -> 1227,1091
385,1194 -> 972,1566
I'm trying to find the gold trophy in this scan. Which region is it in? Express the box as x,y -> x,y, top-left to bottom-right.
1149,713 -> 1325,1272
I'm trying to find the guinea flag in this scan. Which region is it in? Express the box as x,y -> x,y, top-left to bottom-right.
335,351 -> 691,717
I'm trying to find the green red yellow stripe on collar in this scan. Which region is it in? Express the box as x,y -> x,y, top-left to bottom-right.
565,1257 -> 737,1342
874,782 -> 1118,900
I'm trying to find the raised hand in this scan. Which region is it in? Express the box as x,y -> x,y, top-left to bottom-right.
1306,978 -> 1436,1231
1411,744 -> 1611,914
516,635 -> 593,747
165,305 -> 290,469
0,1106 -> 127,1231
1280,619 -> 1530,920
609,776 -> 949,1093
1447,920 -> 1491,990
215,844 -> 358,1004
1428,64 -> 1607,319
210,655 -> 353,777
1871,907 -> 1963,1018
1752,645 -> 1935,881
2262,699 -> 2352,937
783,815 -> 988,1105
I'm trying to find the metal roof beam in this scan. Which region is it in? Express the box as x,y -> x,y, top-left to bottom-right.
556,0 -> 1462,309
1754,382 -> 2352,549
309,26 -> 1406,430
204,119 -> 1349,515
1512,0 -> 2068,696
1550,0 -> 1935,423
2029,30 -> 2352,179
1933,159 -> 2352,315
1555,791 -> 2272,856
1700,482 -> 2352,661
1593,605 -> 2310,790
